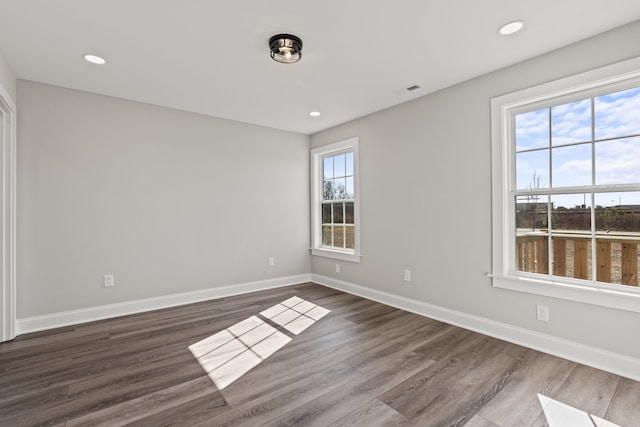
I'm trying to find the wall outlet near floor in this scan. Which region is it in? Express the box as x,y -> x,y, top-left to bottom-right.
536,304 -> 549,322
335,263 -> 340,273
268,256 -> 275,267
104,274 -> 114,288
403,269 -> 411,282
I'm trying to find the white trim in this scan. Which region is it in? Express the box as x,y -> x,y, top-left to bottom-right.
310,137 -> 361,262
311,247 -> 361,262
491,56 -> 640,312
0,77 -> 16,113
492,275 -> 640,313
0,80 -> 17,343
16,274 -> 311,334
311,274 -> 640,382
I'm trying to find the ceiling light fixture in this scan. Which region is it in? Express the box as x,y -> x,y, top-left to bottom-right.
269,34 -> 303,64
83,54 -> 106,65
499,20 -> 524,36
309,111 -> 320,117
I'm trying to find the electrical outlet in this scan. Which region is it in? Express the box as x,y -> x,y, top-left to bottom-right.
536,304 -> 549,322
335,263 -> 340,273
403,269 -> 411,282
104,274 -> 114,288
268,256 -> 275,267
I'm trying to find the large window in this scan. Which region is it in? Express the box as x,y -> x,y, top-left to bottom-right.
491,57 -> 640,312
311,137 -> 360,262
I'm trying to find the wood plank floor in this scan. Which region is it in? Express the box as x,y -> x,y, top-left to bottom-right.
1,283 -> 639,426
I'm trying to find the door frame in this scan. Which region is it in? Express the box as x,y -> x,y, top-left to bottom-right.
0,82 -> 16,342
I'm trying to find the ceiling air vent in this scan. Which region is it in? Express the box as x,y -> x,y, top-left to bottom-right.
393,83 -> 422,96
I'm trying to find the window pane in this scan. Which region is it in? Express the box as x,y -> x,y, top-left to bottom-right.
595,137 -> 640,185
345,202 -> 354,224
551,99 -> 592,146
334,226 -> 345,248
516,195 -> 548,231
323,180 -> 335,200
333,203 -> 344,224
551,194 -> 591,232
334,178 -> 346,199
516,150 -> 549,190
322,226 -> 332,246
324,157 -> 333,179
334,154 -> 346,178
551,143 -> 591,187
345,152 -> 354,176
551,237 -> 570,278
345,225 -> 355,249
345,176 -> 354,199
552,237 -> 592,281
594,240 -> 639,286
550,192 -> 593,281
515,233 -> 549,274
552,193 -> 590,210
516,109 -> 549,151
550,194 -> 591,281
594,192 -> 640,233
322,203 -> 331,224
595,86 -> 640,140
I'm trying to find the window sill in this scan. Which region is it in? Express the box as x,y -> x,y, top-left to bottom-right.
311,248 -> 361,263
491,274 -> 640,313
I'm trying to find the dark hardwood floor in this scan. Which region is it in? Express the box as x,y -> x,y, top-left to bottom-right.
1,283 -> 639,426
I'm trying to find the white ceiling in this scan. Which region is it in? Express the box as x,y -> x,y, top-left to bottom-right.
1,1 -> 640,135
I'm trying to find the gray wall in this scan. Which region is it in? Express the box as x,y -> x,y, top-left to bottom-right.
17,81 -> 310,318
0,50 -> 16,103
310,21 -> 640,360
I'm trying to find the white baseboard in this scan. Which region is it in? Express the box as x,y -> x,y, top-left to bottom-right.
311,274 -> 640,382
16,274 -> 312,335
16,272 -> 640,381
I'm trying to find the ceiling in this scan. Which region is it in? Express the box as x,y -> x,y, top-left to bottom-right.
1,1 -> 640,135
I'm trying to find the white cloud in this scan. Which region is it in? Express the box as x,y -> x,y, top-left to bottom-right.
551,143 -> 592,188
516,109 -> 549,150
552,159 -> 592,187
595,87 -> 640,139
595,137 -> 640,184
516,150 -> 549,189
551,99 -> 591,145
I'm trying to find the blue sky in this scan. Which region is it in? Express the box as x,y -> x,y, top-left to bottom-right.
515,86 -> 640,207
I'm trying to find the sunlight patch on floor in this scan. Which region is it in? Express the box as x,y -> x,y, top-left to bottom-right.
189,296 -> 330,390
260,296 -> 331,335
537,394 -> 620,427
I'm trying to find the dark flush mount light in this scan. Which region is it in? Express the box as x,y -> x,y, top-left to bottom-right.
269,34 -> 303,64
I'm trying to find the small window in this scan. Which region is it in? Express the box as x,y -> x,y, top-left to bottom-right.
311,138 -> 360,262
491,57 -> 640,312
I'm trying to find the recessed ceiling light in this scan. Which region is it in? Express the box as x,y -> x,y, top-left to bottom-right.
309,111 -> 321,117
83,54 -> 106,65
499,20 -> 524,36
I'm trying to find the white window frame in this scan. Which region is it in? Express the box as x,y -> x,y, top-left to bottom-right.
311,137 -> 361,262
491,57 -> 640,313
0,82 -> 17,342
